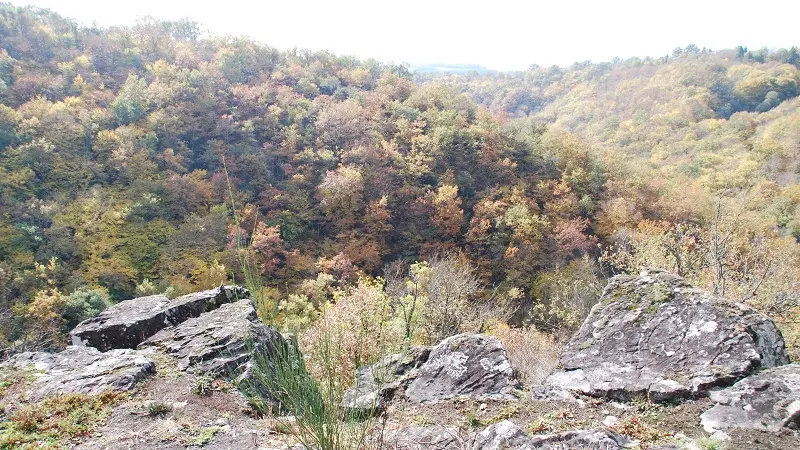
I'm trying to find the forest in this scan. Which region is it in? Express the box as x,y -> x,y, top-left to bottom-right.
0,3 -> 799,369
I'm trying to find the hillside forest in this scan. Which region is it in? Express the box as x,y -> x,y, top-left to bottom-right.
1,4 -> 800,372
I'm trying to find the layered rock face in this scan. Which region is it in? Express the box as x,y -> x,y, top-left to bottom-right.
70,286 -> 248,351
701,363 -> 800,432
139,298 -> 284,376
545,270 -> 789,401
7,285 -> 282,399
1,346 -> 155,401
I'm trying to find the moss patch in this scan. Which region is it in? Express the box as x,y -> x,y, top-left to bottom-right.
0,391 -> 125,449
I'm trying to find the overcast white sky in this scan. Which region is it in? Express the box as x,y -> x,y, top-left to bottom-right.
10,0 -> 800,71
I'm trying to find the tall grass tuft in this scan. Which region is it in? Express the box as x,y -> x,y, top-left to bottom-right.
223,158 -> 277,323
241,326 -> 382,450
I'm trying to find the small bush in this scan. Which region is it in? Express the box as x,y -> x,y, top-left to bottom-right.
300,277 -> 402,389
0,392 -> 123,448
697,435 -> 722,450
62,287 -> 112,329
193,375 -> 213,396
529,257 -> 603,336
147,401 -> 172,416
487,323 -> 561,385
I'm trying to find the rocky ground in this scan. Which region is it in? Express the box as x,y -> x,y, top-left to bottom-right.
1,273 -> 799,449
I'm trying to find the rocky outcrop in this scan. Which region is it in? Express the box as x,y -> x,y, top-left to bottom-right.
405,333 -> 519,403
342,346 -> 431,414
473,421 -> 633,450
2,345 -> 154,400
70,286 -> 248,351
701,363 -> 800,432
1,286 -> 277,402
139,298 -> 283,376
545,270 -> 789,401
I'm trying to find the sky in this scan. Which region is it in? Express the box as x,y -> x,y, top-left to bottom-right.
10,0 -> 800,71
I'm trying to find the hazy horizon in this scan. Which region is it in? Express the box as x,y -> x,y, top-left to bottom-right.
8,0 -> 800,71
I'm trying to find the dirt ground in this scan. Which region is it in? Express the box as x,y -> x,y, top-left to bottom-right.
6,357 -> 798,450
380,389 -> 800,450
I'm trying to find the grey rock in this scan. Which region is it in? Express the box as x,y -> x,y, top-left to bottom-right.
138,298 -> 283,376
545,270 -> 789,401
471,420 -> 536,449
701,363 -> 800,432
529,385 -> 580,403
70,285 -> 248,351
387,425 -> 462,450
2,345 -> 154,400
526,428 -> 634,450
472,421 -> 633,450
406,333 -> 519,404
342,346 -> 431,415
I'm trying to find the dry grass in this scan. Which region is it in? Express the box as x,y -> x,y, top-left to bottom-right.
487,323 -> 562,385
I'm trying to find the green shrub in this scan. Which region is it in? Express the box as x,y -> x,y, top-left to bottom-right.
147,401 -> 172,416
62,287 -> 112,329
193,375 -> 213,396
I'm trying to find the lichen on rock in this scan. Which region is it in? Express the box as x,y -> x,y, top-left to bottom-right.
545,270 -> 789,402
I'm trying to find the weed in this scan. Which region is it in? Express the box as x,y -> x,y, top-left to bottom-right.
0,379 -> 15,398
610,416 -> 672,445
183,425 -> 222,446
486,404 -> 519,424
0,368 -> 39,400
526,410 -> 588,435
147,401 -> 172,416
193,375 -> 214,396
0,391 -> 123,448
631,394 -> 663,418
697,435 -> 722,450
412,414 -> 433,426
465,411 -> 482,428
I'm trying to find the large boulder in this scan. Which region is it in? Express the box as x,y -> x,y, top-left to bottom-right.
471,420 -> 536,449
342,333 -> 518,412
405,333 -> 519,404
2,345 -> 154,400
70,285 -> 248,351
472,421 -> 633,450
701,363 -> 800,432
545,270 -> 789,401
138,298 -> 283,376
342,346 -> 431,414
